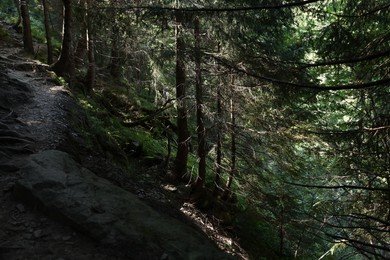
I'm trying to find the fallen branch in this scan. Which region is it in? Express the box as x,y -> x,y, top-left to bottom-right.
122,98 -> 175,128
0,136 -> 33,144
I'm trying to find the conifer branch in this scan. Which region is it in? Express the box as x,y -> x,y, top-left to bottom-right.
299,49 -> 390,68
98,0 -> 320,13
208,54 -> 390,91
286,182 -> 390,192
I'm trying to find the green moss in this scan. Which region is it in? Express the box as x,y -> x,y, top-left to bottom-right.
49,72 -> 67,85
75,91 -> 168,166
120,128 -> 166,156
0,26 -> 11,42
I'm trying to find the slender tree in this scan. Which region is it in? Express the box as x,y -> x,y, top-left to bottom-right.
41,0 -> 53,64
85,0 -> 95,92
51,0 -> 74,79
194,16 -> 206,189
20,0 -> 34,54
223,76 -> 236,199
74,30 -> 87,68
214,82 -> 223,195
214,42 -> 223,196
109,24 -> 120,77
174,9 -> 190,179
109,13 -> 121,78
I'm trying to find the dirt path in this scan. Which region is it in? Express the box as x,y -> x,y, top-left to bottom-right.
0,22 -> 129,260
3,64 -> 71,153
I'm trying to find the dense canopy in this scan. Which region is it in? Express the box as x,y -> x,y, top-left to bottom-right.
1,0 -> 389,258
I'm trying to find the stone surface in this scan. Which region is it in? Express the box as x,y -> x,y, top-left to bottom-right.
16,203 -> 25,213
14,150 -> 230,259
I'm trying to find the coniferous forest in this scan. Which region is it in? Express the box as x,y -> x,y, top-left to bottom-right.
0,0 -> 389,259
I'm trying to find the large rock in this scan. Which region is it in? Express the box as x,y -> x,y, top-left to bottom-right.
14,150 -> 229,259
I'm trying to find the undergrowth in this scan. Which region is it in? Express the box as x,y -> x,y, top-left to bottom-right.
76,87 -> 168,164
0,26 -> 10,42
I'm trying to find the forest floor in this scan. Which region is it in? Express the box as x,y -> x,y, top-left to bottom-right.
0,21 -> 248,259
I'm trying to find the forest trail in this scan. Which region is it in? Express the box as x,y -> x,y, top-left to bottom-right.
0,26 -> 71,152
1,21 -> 124,259
0,22 -> 234,259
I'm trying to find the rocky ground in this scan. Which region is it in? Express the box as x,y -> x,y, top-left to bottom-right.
0,22 -> 247,259
0,21 -> 130,260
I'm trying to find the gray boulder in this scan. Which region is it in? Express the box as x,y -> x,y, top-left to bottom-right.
14,150 -> 230,259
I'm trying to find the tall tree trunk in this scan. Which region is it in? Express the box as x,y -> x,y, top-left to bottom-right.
164,127 -> 172,174
108,0 -> 121,78
279,205 -> 285,255
20,0 -> 34,54
194,16 -> 206,189
73,0 -> 87,69
174,10 -> 190,179
41,0 -> 53,64
51,0 -> 74,79
85,0 -> 95,93
214,82 -> 223,195
109,21 -> 120,78
214,42 -> 223,196
74,29 -> 87,68
85,31 -> 95,92
224,76 -> 236,199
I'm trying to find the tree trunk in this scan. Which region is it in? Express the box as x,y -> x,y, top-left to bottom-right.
73,0 -> 87,69
214,42 -> 223,196
224,77 -> 236,199
174,10 -> 190,179
109,21 -> 120,78
85,31 -> 95,93
41,0 -> 53,64
164,129 -> 172,174
74,29 -> 87,68
194,16 -> 206,189
20,0 -> 34,54
279,205 -> 285,255
214,84 -> 223,195
51,0 -> 74,79
85,0 -> 95,93
108,0 -> 120,77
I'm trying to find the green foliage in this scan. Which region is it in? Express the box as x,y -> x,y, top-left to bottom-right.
234,209 -> 280,259
2,0 -> 387,257
0,26 -> 10,42
0,0 -> 17,22
76,84 -> 169,163
75,96 -> 127,164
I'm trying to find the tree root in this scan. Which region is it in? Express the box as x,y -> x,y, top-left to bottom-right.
1,109 -> 16,121
0,122 -> 10,130
0,136 -> 33,145
0,144 -> 34,155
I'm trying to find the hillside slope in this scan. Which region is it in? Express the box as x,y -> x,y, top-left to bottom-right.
0,21 -> 235,260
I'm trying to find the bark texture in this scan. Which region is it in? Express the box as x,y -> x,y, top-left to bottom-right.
41,0 -> 53,64
85,0 -> 95,93
51,0 -> 74,78
20,0 -> 34,54
194,17 -> 206,189
174,10 -> 190,179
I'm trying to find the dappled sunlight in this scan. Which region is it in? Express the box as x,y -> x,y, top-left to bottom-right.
1,0 -> 388,258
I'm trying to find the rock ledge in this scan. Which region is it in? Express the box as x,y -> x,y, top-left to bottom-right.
14,150 -> 229,259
